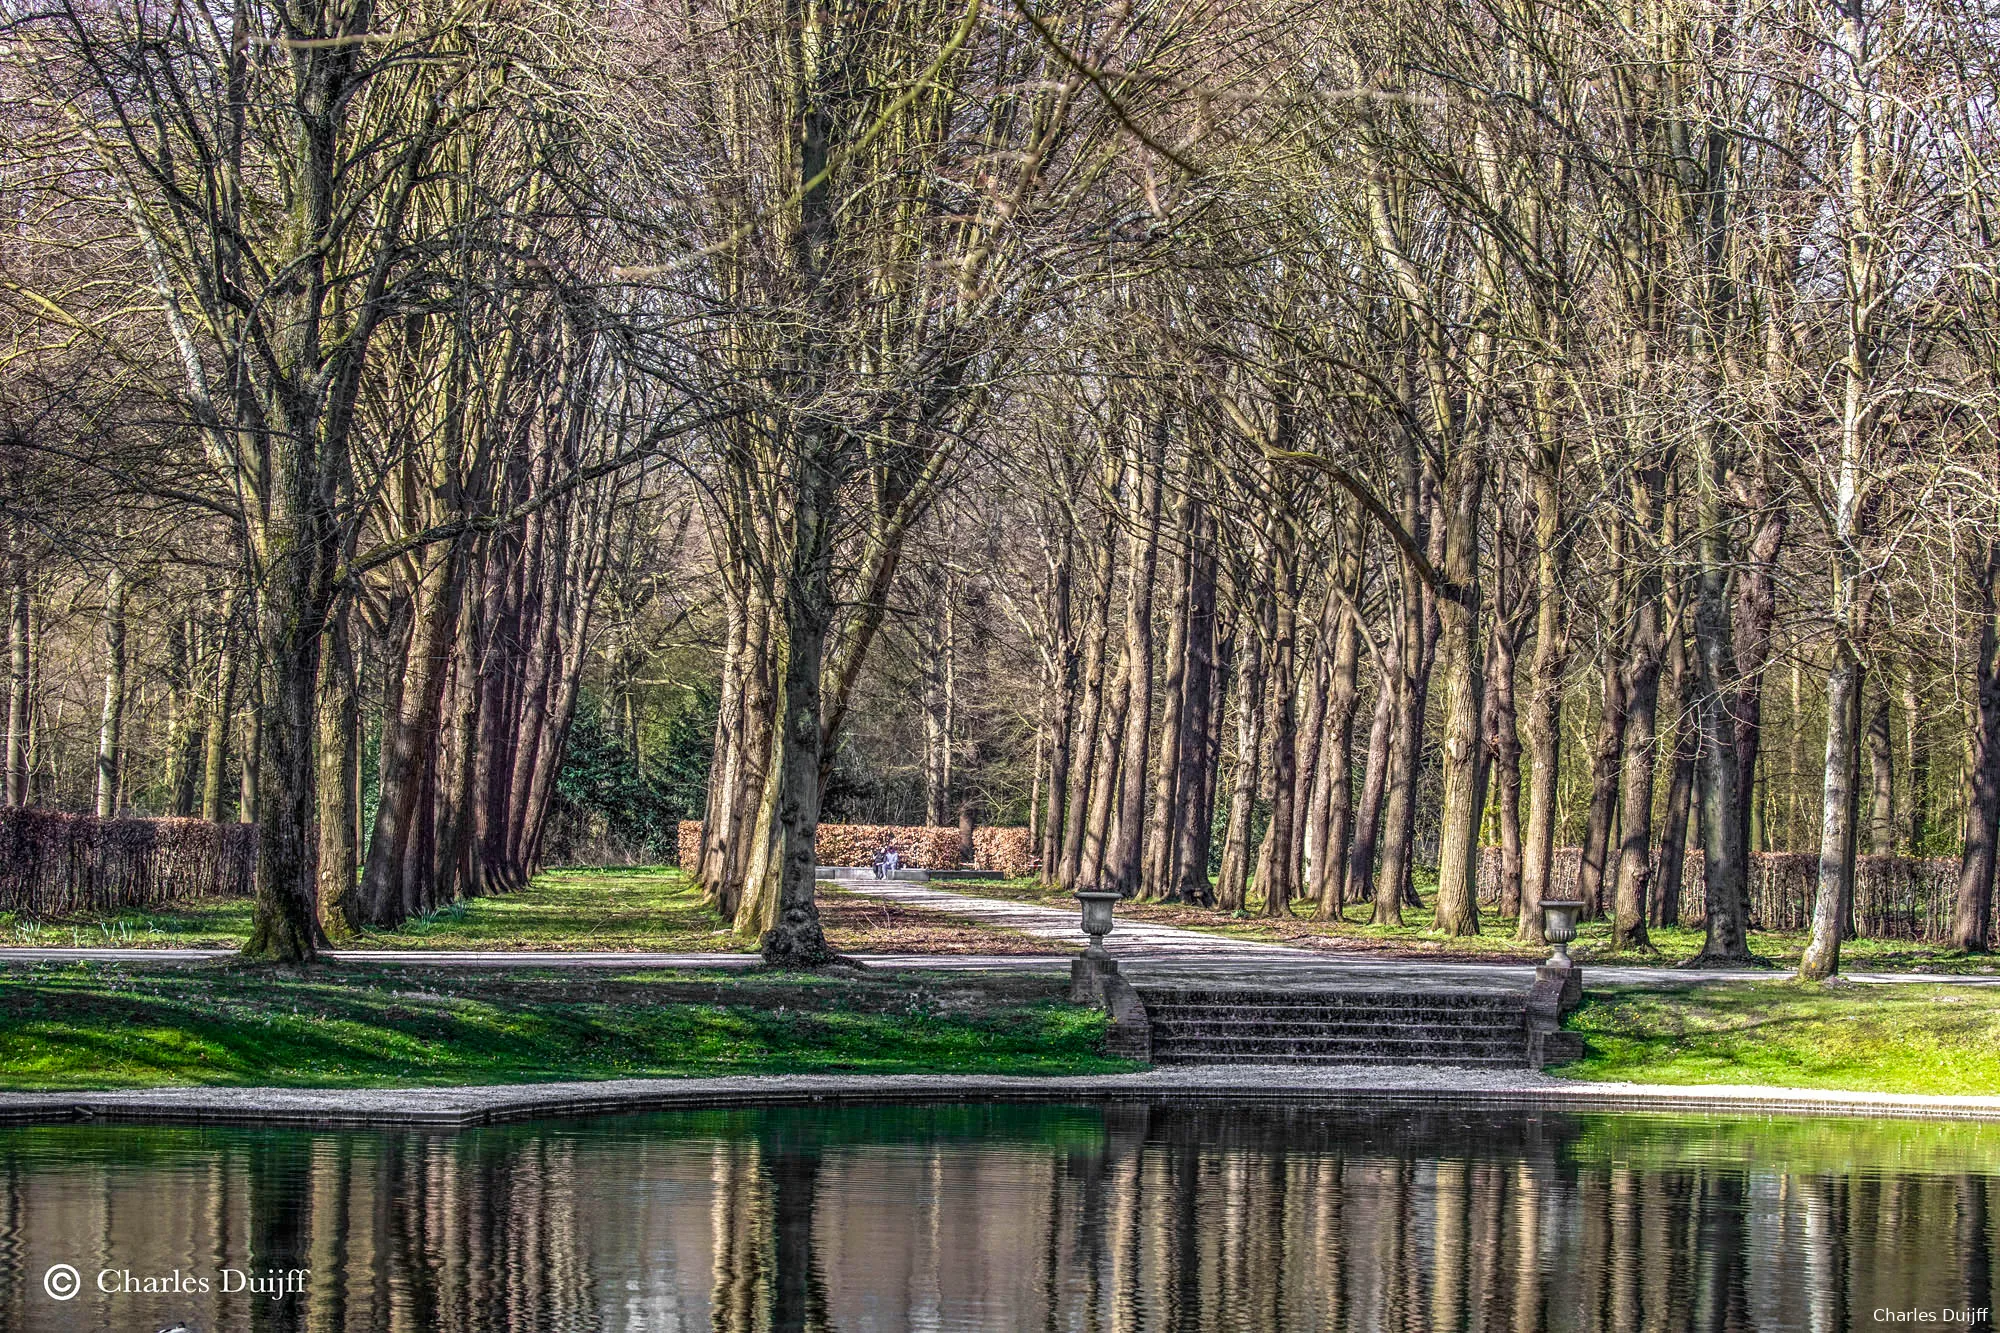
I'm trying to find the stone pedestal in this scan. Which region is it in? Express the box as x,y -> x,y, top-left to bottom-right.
1070,952 -> 1118,1006
1536,959 -> 1582,1012
1527,959 -> 1584,1067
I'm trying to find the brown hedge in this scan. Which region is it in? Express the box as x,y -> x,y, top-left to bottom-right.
971,826 -> 1038,878
677,820 -> 703,872
0,808 -> 257,916
675,820 -> 1039,877
1475,846 -> 1968,941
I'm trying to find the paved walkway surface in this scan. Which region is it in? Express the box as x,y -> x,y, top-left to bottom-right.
836,881 -> 2000,990
1,1067 -> 1995,1128
1,882 -> 1994,991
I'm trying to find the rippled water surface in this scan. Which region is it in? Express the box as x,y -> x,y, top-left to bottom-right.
0,1101 -> 1994,1331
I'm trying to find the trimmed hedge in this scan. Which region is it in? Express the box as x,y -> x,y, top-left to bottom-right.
972,826 -> 1038,878
676,820 -> 704,872
0,808 -> 256,916
675,820 -> 1040,877
1476,846 -> 1968,941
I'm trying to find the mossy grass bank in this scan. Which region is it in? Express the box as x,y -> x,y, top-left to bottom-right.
0,963 -> 1124,1091
1556,981 -> 2000,1096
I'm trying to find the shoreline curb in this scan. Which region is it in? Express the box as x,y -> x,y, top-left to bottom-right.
3,1070 -> 1997,1130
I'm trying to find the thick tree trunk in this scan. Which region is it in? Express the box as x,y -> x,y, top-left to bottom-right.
242,445 -> 340,963
1486,614 -> 1523,921
1256,560 -> 1299,917
1731,498 -> 1785,875
1144,494 -> 1196,897
1801,648 -> 1861,979
1166,524 -> 1219,905
1432,590 -> 1483,935
518,567 -> 600,876
1865,677 -> 1895,856
238,661 -> 262,826
200,638 -> 237,822
1039,553 -> 1077,882
1431,432 -> 1487,937
1955,542 -> 2000,952
1291,590 -> 1336,905
1612,601 -> 1663,952
1518,417 -> 1568,944
1905,669 -> 1928,855
164,620 -> 203,817
1106,440 -> 1164,896
761,441 -> 837,968
1692,449 -> 1752,962
3,539 -> 26,807
1372,557 -> 1427,925
1060,505 -> 1118,890
1654,617 -> 1697,927
504,519 -> 563,876
1347,653 -> 1396,912
94,566 -> 127,818
316,612 -> 360,935
1197,624 -> 1229,878
698,576 -> 750,890
1576,642 -> 1627,922
431,588 -> 483,902
1077,652 -> 1128,892
713,589 -> 776,915
1311,608 -> 1361,919
355,546 -> 469,928
1214,621 -> 1265,912
922,571 -> 956,825
472,535 -> 524,895
733,722 -> 786,939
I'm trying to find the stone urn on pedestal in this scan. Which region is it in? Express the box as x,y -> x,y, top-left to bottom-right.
1070,891 -> 1122,1005
1538,899 -> 1585,1009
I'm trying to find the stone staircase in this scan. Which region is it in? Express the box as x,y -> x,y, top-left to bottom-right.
1136,985 -> 1543,1068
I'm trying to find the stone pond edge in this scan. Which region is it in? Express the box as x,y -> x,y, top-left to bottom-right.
1,1068 -> 1997,1129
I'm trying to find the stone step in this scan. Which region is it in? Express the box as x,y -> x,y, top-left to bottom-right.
1150,1030 -> 1527,1053
1131,983 -> 1537,1069
1149,1019 -> 1526,1042
1143,999 -> 1528,1018
1156,1050 -> 1531,1068
1138,988 -> 1524,1010
1144,1000 -> 1528,1020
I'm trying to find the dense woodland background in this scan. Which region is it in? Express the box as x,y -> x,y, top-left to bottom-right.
2,0 -> 1998,972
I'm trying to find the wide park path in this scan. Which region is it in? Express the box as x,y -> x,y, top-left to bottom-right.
834,880 -> 2000,992
1,880 -> 1993,991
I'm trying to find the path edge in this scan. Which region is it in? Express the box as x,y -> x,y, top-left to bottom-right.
3,1070 -> 1998,1130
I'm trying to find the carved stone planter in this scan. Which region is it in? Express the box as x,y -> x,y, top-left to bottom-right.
1540,899 -> 1585,964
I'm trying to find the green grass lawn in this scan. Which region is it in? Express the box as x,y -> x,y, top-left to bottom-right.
0,867 -> 1056,956
1556,982 -> 2000,1095
0,963 -> 1126,1090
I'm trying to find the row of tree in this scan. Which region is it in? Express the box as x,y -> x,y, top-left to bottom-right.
6,0 -> 2000,980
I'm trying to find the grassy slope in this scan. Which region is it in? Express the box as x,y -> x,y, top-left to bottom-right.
0,964 -> 1125,1090
1556,981 -> 2000,1095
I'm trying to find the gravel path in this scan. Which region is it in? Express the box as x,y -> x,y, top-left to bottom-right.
1,1067 -> 1995,1127
835,881 -> 2000,990
3,881 -> 1995,991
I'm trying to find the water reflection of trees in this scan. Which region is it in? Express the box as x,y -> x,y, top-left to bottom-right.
0,1107 -> 1993,1331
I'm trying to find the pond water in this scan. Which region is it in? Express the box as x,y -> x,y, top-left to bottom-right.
0,1100 -> 1993,1331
